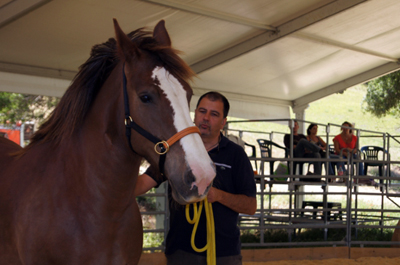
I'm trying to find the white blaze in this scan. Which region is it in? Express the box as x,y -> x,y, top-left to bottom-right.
151,67 -> 215,195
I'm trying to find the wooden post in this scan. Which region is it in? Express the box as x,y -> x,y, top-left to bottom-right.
392,219 -> 400,248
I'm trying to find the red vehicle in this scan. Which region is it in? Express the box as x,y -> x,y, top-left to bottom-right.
0,123 -> 34,146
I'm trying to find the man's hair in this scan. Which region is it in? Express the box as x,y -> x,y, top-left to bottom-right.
196,91 -> 230,118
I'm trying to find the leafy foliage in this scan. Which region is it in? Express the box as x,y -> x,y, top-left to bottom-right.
363,71 -> 400,117
0,92 -> 59,125
142,232 -> 164,249
241,228 -> 394,248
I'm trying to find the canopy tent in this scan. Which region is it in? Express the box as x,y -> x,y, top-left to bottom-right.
1,0 -> 400,120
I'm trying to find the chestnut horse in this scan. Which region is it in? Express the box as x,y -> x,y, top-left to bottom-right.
0,20 -> 215,264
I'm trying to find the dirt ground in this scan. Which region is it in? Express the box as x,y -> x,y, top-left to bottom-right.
139,247 -> 400,265
244,256 -> 400,265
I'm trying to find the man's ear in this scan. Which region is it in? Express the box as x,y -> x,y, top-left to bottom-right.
193,108 -> 198,122
221,118 -> 227,128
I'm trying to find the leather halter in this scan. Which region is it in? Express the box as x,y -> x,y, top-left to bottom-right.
122,64 -> 200,175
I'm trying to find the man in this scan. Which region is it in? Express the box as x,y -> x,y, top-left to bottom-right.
135,91 -> 257,265
283,120 -> 322,175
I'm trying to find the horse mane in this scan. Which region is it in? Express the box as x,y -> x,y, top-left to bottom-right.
19,27 -> 195,154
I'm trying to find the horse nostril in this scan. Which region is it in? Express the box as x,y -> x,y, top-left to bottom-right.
204,183 -> 212,194
185,170 -> 196,187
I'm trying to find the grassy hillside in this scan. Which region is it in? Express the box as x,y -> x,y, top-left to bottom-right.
306,85 -> 400,136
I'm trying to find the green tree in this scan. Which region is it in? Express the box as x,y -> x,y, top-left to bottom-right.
363,70 -> 400,117
0,92 -> 59,126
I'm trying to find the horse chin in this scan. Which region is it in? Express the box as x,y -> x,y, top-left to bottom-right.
171,189 -> 207,205
169,180 -> 211,205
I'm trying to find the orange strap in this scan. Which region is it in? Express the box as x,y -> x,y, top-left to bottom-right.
165,126 -> 200,148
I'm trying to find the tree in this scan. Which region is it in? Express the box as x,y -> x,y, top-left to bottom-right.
0,92 -> 59,126
363,70 -> 400,117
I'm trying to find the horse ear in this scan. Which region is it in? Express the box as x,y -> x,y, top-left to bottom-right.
153,20 -> 171,47
113,18 -> 139,61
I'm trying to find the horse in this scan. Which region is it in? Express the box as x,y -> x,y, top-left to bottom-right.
0,19 -> 216,264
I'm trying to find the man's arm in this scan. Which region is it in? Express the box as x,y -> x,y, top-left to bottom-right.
207,187 -> 257,215
283,134 -> 290,149
134,174 -> 158,197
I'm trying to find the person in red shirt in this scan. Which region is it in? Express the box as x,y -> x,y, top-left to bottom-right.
333,121 -> 364,176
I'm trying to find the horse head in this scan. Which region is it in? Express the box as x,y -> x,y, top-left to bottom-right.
113,19 -> 216,204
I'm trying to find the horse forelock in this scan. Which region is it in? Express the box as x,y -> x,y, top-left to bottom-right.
21,27 -> 195,154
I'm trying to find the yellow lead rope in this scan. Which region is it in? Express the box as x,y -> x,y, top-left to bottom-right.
185,197 -> 216,265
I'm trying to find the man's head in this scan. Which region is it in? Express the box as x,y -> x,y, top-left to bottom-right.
196,92 -> 230,118
292,120 -> 299,133
194,92 -> 229,140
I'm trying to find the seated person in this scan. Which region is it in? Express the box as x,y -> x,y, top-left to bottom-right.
284,120 -> 321,175
333,121 -> 364,176
306,123 -> 336,176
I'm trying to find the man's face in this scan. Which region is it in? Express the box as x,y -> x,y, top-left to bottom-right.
194,97 -> 227,140
293,121 -> 299,132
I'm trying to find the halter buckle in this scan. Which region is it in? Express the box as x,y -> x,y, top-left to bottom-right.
155,141 -> 169,155
124,116 -> 133,126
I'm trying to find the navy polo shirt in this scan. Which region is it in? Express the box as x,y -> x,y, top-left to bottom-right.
147,134 -> 256,257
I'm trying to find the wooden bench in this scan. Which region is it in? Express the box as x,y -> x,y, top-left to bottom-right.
301,201 -> 342,221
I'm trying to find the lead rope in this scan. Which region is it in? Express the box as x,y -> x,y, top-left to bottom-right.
185,198 -> 216,265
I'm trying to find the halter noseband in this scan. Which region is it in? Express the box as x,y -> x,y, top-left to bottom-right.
122,64 -> 200,175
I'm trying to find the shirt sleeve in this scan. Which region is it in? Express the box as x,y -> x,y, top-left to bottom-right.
284,134 -> 290,148
144,165 -> 167,188
333,135 -> 339,143
233,145 -> 257,198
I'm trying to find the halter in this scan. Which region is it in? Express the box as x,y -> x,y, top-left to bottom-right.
122,64 -> 200,175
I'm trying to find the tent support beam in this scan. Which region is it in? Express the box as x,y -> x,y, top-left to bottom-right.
291,32 -> 399,63
143,0 -> 277,31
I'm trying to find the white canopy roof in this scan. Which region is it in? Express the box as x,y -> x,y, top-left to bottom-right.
1,0 -> 399,119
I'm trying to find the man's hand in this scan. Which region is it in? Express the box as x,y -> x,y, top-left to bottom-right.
206,187 -> 256,215
134,174 -> 157,197
207,187 -> 220,203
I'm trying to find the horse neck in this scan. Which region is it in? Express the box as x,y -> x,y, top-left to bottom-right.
77,65 -> 141,206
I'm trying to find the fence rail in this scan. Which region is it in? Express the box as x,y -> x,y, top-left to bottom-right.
138,119 -> 400,252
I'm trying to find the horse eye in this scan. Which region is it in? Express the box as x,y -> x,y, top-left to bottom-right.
139,95 -> 152,103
